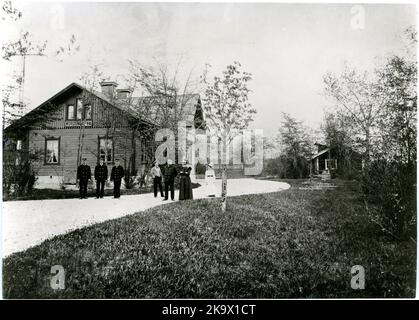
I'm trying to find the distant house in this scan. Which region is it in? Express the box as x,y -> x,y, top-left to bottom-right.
3,81 -> 204,188
310,142 -> 363,179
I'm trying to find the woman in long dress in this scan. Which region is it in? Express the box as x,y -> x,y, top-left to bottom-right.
179,160 -> 193,200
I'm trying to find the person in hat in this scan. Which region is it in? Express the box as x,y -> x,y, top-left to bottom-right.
150,161 -> 164,198
77,157 -> 92,199
94,157 -> 108,198
163,159 -> 177,201
110,158 -> 124,198
205,163 -> 217,197
179,159 -> 193,201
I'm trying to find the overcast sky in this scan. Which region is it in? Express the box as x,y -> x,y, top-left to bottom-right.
2,2 -> 416,136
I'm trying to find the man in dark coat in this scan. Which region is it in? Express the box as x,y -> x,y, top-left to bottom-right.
94,158 -> 108,199
77,157 -> 92,199
163,159 -> 177,201
110,158 -> 124,198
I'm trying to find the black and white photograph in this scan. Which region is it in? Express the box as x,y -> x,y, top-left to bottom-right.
0,0 -> 417,304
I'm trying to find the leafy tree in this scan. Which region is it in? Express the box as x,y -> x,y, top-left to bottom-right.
321,113 -> 361,179
1,0 -> 21,20
2,78 -> 22,129
323,27 -> 417,239
277,113 -> 312,179
363,29 -> 417,239
375,54 -> 417,165
323,65 -> 385,161
3,150 -> 41,199
125,60 -> 204,183
201,61 -> 256,211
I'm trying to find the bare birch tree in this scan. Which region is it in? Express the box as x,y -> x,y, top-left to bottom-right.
201,61 -> 256,212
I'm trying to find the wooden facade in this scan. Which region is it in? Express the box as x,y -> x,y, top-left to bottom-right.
4,83 -> 153,188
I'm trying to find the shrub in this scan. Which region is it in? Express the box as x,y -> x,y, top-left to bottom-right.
362,159 -> 416,239
3,159 -> 38,199
124,170 -> 139,189
263,155 -> 309,179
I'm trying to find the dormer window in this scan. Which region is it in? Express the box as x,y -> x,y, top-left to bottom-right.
84,104 -> 92,120
66,105 -> 75,120
76,98 -> 83,119
67,100 -> 91,121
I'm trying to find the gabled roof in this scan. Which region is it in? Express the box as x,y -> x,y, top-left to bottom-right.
311,143 -> 363,160
5,82 -> 146,132
311,147 -> 331,160
5,82 -> 204,132
4,82 -> 84,133
115,93 -> 203,127
71,83 -> 156,125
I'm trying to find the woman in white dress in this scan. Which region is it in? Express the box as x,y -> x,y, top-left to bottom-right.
205,163 -> 217,197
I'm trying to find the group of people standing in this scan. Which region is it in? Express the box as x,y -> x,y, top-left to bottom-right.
149,159 -> 193,201
76,158 -> 195,201
76,157 -> 124,199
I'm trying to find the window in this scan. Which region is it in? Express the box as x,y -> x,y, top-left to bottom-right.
16,140 -> 22,150
84,104 -> 92,120
76,98 -> 83,120
67,105 -> 75,120
325,159 -> 337,170
45,138 -> 60,164
141,138 -> 151,162
99,137 -> 113,163
68,101 -> 91,121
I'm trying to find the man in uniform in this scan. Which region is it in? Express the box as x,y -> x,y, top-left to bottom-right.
110,158 -> 124,198
77,157 -> 92,199
163,159 -> 177,201
94,158 -> 108,199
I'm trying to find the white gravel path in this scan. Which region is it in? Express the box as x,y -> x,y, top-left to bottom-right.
2,178 -> 290,257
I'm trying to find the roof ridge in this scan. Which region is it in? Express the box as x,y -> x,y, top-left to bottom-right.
5,83 -> 201,132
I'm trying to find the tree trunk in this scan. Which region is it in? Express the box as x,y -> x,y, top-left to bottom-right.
221,164 -> 227,212
221,136 -> 227,212
131,129 -> 136,175
365,127 -> 370,163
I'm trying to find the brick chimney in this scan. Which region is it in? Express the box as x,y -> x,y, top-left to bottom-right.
99,81 -> 118,99
116,88 -> 133,100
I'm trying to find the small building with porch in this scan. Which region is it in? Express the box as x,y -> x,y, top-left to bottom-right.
310,142 -> 363,179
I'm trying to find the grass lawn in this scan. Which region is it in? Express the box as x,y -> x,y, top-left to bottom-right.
3,179 -> 416,298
